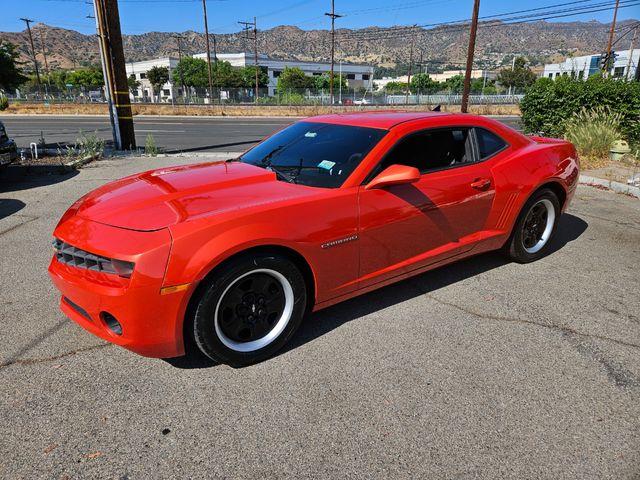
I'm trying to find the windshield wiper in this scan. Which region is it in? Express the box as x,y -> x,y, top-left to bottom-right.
267,165 -> 296,183
261,145 -> 285,167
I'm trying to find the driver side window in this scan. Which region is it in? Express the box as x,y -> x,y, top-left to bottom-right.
377,127 -> 474,175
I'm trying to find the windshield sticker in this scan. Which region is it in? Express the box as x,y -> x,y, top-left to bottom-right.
304,131 -> 318,138
318,160 -> 336,170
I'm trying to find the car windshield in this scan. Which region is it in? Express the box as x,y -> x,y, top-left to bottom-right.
239,122 -> 387,188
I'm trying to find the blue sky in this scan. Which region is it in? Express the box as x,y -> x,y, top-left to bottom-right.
1,0 -> 638,35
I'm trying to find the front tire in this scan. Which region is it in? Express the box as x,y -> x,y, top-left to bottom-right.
192,253 -> 307,367
504,189 -> 560,263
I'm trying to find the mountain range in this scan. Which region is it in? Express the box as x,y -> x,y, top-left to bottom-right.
0,20 -> 637,73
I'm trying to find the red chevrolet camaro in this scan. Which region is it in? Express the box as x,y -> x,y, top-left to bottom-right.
49,112 -> 579,367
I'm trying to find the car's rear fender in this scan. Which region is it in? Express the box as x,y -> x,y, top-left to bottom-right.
487,140 -> 578,239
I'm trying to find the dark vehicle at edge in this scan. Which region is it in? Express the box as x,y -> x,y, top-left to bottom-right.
0,121 -> 18,167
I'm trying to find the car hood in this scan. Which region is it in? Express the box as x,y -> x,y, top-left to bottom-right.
74,161 -> 309,231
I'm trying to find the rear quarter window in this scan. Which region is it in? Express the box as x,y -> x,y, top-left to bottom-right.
476,128 -> 507,159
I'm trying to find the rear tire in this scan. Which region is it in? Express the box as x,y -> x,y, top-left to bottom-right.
504,189 -> 560,263
191,253 -> 307,367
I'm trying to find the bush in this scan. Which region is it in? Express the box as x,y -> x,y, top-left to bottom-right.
564,107 -> 622,168
145,134 -> 157,156
520,75 -> 640,145
0,95 -> 8,111
76,131 -> 105,158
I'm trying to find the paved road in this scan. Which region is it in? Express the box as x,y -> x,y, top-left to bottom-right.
0,114 -> 523,153
1,156 -> 638,479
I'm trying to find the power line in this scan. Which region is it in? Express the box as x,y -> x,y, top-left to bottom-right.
336,0 -> 638,39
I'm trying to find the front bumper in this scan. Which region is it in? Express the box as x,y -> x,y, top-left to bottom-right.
48,215 -> 190,358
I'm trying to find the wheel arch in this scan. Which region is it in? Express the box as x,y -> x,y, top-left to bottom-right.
538,180 -> 567,211
503,179 -> 567,244
181,244 -> 317,354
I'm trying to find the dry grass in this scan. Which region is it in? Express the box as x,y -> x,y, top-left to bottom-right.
5,102 -> 521,117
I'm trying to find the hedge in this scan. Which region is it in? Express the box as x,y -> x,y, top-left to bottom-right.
520,75 -> 640,146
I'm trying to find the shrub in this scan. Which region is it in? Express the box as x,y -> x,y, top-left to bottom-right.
520,75 -> 640,145
564,107 -> 622,168
145,134 -> 158,156
76,131 -> 105,158
0,95 -> 8,111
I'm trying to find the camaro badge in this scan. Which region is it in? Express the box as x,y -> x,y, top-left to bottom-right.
321,235 -> 359,249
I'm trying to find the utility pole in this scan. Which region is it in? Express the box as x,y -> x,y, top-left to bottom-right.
94,0 -> 136,150
172,34 -> 187,100
461,0 -> 480,113
625,24 -> 638,80
604,0 -> 620,78
325,0 -> 342,106
239,17 -> 259,102
38,28 -> 51,86
201,0 -> 214,102
405,27 -> 416,105
20,18 -> 42,97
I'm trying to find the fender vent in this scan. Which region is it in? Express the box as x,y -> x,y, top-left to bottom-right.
496,193 -> 518,230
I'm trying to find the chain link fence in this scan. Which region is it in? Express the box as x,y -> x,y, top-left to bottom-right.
5,86 -> 525,107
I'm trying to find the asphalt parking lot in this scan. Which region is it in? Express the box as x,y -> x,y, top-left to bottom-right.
1,156 -> 639,479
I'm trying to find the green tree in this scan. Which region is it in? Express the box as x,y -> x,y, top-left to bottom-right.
410,73 -> 440,93
497,57 -> 537,91
313,72 -> 346,90
46,70 -> 69,90
67,67 -> 104,89
147,66 -> 170,100
173,57 -> 209,89
444,75 -> 465,94
0,41 -> 27,91
128,74 -> 140,94
277,67 -> 313,90
384,81 -> 407,94
239,66 -> 269,88
469,77 -> 497,94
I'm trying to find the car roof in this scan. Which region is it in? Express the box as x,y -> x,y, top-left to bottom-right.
302,110 -> 456,130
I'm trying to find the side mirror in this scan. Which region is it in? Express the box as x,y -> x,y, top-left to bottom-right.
365,164 -> 421,190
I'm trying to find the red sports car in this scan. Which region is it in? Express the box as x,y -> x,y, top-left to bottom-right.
49,112 -> 579,367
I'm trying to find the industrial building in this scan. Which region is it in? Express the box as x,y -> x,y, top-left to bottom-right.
125,53 -> 374,100
542,49 -> 639,80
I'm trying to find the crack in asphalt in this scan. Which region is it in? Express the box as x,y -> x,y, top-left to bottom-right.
0,215 -> 39,237
573,211 -> 640,231
0,343 -> 111,369
565,335 -> 640,389
424,293 -> 640,352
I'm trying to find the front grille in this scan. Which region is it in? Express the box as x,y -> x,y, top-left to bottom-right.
53,238 -> 120,274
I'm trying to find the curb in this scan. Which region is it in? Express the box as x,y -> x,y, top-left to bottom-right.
1,163 -> 71,178
63,154 -> 99,170
580,174 -> 640,199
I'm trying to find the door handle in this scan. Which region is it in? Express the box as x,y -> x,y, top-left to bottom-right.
470,178 -> 491,190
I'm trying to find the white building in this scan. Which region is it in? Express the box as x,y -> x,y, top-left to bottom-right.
543,49 -> 639,80
375,69 -> 497,91
126,57 -> 179,102
194,52 -> 374,96
125,52 -> 375,100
